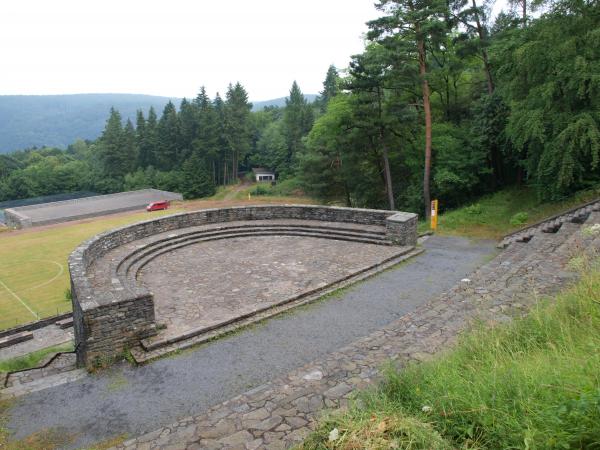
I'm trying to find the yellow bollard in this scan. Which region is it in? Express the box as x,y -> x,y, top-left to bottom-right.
431,199 -> 438,230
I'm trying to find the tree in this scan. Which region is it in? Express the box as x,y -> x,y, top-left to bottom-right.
194,87 -> 221,183
156,101 -> 180,170
318,65 -> 341,112
369,0 -> 449,218
138,107 -> 159,168
123,119 -> 137,173
181,153 -> 216,199
497,0 -> 600,199
224,83 -> 253,181
451,0 -> 495,94
98,108 -> 133,177
282,81 -> 314,177
178,98 -> 198,163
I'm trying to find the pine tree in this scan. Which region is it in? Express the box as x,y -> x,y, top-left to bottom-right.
224,83 -> 252,181
122,119 -> 137,174
98,108 -> 130,177
194,87 -> 220,184
181,153 -> 216,199
318,65 -> 341,112
178,98 -> 198,163
135,110 -> 147,168
213,93 -> 229,184
369,0 -> 449,218
156,101 -> 180,170
282,81 -> 314,176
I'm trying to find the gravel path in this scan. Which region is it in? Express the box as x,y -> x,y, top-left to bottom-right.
5,236 -> 496,449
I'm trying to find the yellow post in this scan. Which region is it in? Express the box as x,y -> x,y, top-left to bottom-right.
431,199 -> 438,230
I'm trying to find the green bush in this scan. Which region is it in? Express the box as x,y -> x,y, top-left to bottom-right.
509,211 -> 529,226
464,203 -> 483,215
252,184 -> 269,196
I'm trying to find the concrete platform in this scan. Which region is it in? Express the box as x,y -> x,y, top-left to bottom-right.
4,189 -> 182,228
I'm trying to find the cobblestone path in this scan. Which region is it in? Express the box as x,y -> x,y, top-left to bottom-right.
110,215 -> 599,450
5,236 -> 493,449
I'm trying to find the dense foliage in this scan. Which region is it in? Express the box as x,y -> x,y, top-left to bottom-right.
1,0 -> 598,208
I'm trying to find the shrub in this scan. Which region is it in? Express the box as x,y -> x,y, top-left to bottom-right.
509,211 -> 529,226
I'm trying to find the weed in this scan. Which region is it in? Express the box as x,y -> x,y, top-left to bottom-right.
0,342 -> 73,372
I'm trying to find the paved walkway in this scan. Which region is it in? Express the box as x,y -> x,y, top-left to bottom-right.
4,236 -> 495,449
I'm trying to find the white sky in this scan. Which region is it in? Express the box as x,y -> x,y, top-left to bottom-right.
0,0 -> 510,101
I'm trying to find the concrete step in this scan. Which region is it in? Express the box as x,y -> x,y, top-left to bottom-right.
55,317 -> 73,329
0,331 -> 33,349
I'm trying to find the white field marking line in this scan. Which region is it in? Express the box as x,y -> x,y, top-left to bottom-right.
0,277 -> 39,320
23,260 -> 64,292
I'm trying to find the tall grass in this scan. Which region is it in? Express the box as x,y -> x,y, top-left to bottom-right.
300,262 -> 600,449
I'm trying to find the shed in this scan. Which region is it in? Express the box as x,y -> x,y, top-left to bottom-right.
252,168 -> 276,182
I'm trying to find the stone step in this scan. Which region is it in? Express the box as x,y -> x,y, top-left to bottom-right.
125,230 -> 395,285
118,228 -> 394,284
115,225 -> 389,279
55,317 -> 73,329
0,331 -> 33,349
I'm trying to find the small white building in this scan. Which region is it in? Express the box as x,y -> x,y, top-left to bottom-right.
252,168 -> 276,182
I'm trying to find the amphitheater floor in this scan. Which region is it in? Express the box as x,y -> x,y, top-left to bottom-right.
140,235 -> 408,343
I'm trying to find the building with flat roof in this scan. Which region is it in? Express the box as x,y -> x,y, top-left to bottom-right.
252,168 -> 275,182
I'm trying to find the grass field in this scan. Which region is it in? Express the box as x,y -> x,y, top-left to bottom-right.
0,190 -> 314,330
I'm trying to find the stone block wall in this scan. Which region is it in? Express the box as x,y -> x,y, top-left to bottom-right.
70,205 -> 417,368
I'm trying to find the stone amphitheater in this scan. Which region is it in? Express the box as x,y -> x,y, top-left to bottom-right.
69,205 -> 418,368
3,200 -> 600,450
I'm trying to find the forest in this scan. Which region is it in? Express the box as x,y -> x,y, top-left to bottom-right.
0,0 -> 598,218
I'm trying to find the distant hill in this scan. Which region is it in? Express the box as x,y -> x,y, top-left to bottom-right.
0,93 -> 319,153
0,94 -> 180,153
252,94 -> 318,111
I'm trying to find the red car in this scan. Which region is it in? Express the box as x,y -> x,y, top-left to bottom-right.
146,201 -> 170,212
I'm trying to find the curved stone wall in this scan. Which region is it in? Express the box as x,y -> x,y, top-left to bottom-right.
69,205 -> 417,368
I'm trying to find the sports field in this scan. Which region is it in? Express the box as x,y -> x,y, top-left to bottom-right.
0,192 -> 313,330
0,207 -> 184,330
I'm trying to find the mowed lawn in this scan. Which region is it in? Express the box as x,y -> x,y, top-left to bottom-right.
0,193 -> 314,330
0,208 -> 183,330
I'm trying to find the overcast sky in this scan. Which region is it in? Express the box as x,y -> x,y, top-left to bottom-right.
1,0 -> 510,101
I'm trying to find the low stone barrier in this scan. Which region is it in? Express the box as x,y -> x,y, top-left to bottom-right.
69,205 -> 417,369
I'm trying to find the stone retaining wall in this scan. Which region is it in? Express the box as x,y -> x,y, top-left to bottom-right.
70,205 -> 417,368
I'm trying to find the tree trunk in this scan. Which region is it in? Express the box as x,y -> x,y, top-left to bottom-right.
417,33 -> 433,220
381,132 -> 396,210
471,0 -> 495,94
522,0 -> 527,26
